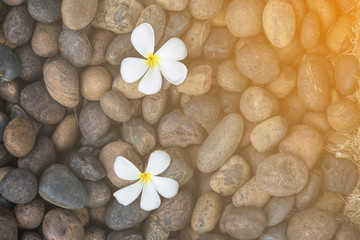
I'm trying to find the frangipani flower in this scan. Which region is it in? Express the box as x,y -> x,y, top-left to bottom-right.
113,150 -> 179,211
120,23 -> 188,95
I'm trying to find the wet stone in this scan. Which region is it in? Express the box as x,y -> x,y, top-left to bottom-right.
203,27 -> 237,62
0,43 -> 21,82
28,0 -> 62,23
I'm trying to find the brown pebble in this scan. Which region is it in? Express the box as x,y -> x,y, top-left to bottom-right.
51,114 -> 78,152
189,0 -> 223,20
0,206 -> 18,240
177,65 -> 212,96
80,66 -> 112,101
14,197 -> 45,229
31,22 -> 62,58
61,0 -> 98,31
100,90 -> 131,123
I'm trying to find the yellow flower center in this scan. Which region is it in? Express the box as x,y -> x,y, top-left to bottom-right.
146,53 -> 159,69
139,172 -> 152,185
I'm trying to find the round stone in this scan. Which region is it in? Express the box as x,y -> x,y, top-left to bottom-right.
61,0 -> 98,30
13,197 -> 45,229
28,0 -> 62,23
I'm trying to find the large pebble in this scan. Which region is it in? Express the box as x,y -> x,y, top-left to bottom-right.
189,0 -> 223,20
105,198 -> 149,231
83,180 -> 110,208
295,170 -> 322,209
39,164 -> 88,210
191,192 -> 222,234
18,136 -> 56,176
177,65 -> 212,96
0,206 -> 18,240
20,81 -> 65,124
0,43 -> 20,82
81,66 -> 112,101
224,207 -> 267,239
154,190 -> 194,232
256,153 -> 308,196
210,155 -> 251,196
61,0 -> 98,30
3,5 -> 34,45
203,27 -> 236,62
216,59 -> 249,93
43,57 -> 80,108
28,0 -> 62,23
321,156 -> 358,194
278,124 -> 324,169
158,110 -> 204,148
264,196 -> 294,226
3,117 -> 36,157
15,43 -> 44,83
42,208 -> 85,240
287,208 -> 337,240
31,22 -> 62,58
13,197 -> 45,229
0,168 -> 37,204
197,113 -> 243,173
51,114 -> 78,152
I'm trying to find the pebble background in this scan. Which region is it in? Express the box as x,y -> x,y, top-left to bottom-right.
0,0 -> 359,239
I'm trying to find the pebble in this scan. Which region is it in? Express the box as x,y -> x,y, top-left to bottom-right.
278,124 -> 324,169
42,208 -> 85,240
154,190 -> 194,232
89,28 -> 116,65
335,55 -> 359,95
189,0 -> 223,20
219,90 -> 240,114
84,227 -> 106,240
321,156 -> 358,194
334,223 -> 360,240
28,0 -> 62,23
31,22 -> 62,58
260,222 -> 288,240
51,114 -> 78,152
183,20 -> 211,59
13,197 -> 45,229
210,155 -> 251,196
280,93 -> 306,125
99,90 -> 131,122
156,0 -> 188,11
79,102 -> 111,141
106,33 -> 137,65
203,27 -> 237,62
112,73 -> 145,99
232,176 -> 271,208
191,192 -> 222,234
198,233 -> 231,240
256,153 -> 308,197
266,64 -> 297,99
0,43 -> 21,82
3,5 -> 34,45
295,170 -> 322,210
0,79 -> 23,103
3,117 -> 36,157
0,206 -> 18,240
91,0 -> 144,34
107,229 -> 144,240
38,164 -> 88,210
158,110 -> 204,148
61,0 -> 98,30
21,231 -> 42,240
302,111 -> 332,134
88,206 -> 106,226
105,198 -> 149,231
216,59 -> 249,93
160,11 -> 190,44
121,118 -> 156,156
72,206 -> 89,226
66,148 -> 106,181
17,136 -> 56,176
287,208 -> 337,240
177,65 -> 212,96
314,191 -> 345,215
197,113 -> 244,173
59,29 -> 92,67
15,43 -> 44,83
0,168 -> 38,204
327,98 -> 360,133
81,66 -> 112,101
264,195 -> 294,226
142,213 -> 170,240
82,180 -> 110,208
218,203 -> 235,234
142,90 -> 167,125
224,207 -> 267,239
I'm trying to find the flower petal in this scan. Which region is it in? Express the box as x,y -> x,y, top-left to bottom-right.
152,176 -> 179,199
113,181 -> 143,206
155,38 -> 187,61
159,60 -> 187,85
145,150 -> 171,175
140,182 -> 161,211
131,23 -> 155,58
138,67 -> 162,95
120,57 -> 149,83
114,156 -> 141,181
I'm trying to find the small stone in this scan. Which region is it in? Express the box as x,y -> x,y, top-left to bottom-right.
158,110 -> 204,148
266,64 -> 297,99
42,208 -> 85,240
189,0 -> 223,20
0,43 -> 21,82
105,198 -> 149,231
183,20 -> 211,59
142,214 -> 170,240
216,59 -> 249,93
191,192 -> 222,234
264,196 -> 294,226
155,190 -> 194,232
121,118 -> 156,156
28,0 -> 62,23
287,208 -> 337,240
81,66 -> 112,101
81,127 -> 120,149
160,11 -> 190,44
83,180 -> 111,208
51,114 -> 78,152
100,90 -> 131,123
106,33 -> 138,65
89,28 -> 116,65
335,55 -> 359,96
295,170 -> 322,210
13,197 -> 45,229
334,223 -> 360,240
39,164 -> 88,210
84,227 -> 106,240
0,168 -> 38,204
177,65 -> 212,96
0,206 -> 18,240
203,27 -> 236,62
112,74 -> 145,99
62,0 -> 98,30
31,22 -> 62,58
224,207 -> 267,239
142,90 -> 167,125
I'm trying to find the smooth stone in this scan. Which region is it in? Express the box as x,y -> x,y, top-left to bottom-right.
183,20 -> 211,59
121,118 -> 156,156
203,27 -> 236,62
189,0 -> 223,20
159,10 -> 190,44
218,203 -> 235,234
219,90 -> 240,114
179,225 -> 202,240
31,22 -> 62,58
335,55 -> 359,95
3,5 -> 34,45
0,168 -> 37,204
72,206 -> 89,226
156,0 -> 188,11
91,0 -> 144,34
158,110 -> 205,148
51,114 -> 78,152
13,197 -> 45,229
83,180 -> 111,208
334,223 -> 360,240
256,153 -> 308,197
10,105 -> 41,134
314,191 -> 344,215
15,43 -> 44,83
264,195 -> 294,226
232,176 -> 271,208
80,126 -> 120,148
39,164 -> 88,210
61,0 -> 98,30
197,113 -> 244,173
0,43 -> 20,82
177,65 -> 212,96
142,213 -> 170,240
112,74 -> 145,99
191,192 -> 223,234
154,190 -> 194,232
322,156 -> 358,194
216,59 -> 249,93
107,229 -> 143,240
327,98 -> 360,133
142,90 -> 167,125
80,66 -> 112,101
100,90 -> 131,123
210,155 -> 251,196
260,222 -> 288,240
106,33 -> 137,65
18,136 -> 56,176
84,227 -> 106,240
105,198 -> 149,231
89,28 -> 116,65
287,208 -> 337,240
66,149 -> 106,181
241,144 -> 272,172
0,79 -> 23,104
0,206 -> 18,240
295,170 -> 322,210
224,207 -> 267,239
28,0 -> 62,23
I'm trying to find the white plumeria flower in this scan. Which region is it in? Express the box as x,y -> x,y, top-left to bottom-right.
113,150 -> 179,211
120,23 -> 188,95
